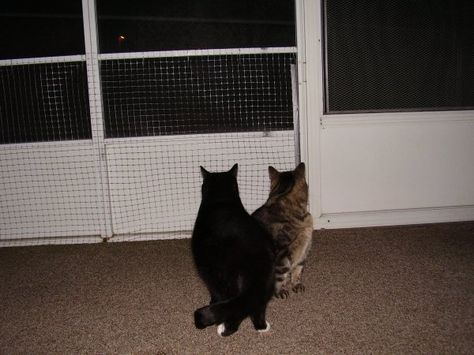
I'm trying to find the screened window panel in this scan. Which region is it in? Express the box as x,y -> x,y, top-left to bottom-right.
324,0 -> 474,113
0,62 -> 91,144
100,53 -> 295,138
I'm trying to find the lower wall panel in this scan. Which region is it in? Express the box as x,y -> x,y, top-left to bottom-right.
316,205 -> 474,229
0,141 -> 103,242
320,117 -> 474,214
0,131 -> 296,245
105,131 -> 296,238
315,113 -> 474,228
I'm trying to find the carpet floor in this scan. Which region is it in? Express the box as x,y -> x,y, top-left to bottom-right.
0,222 -> 473,354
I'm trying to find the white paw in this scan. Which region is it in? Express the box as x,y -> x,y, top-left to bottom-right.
257,321 -> 271,333
217,323 -> 225,336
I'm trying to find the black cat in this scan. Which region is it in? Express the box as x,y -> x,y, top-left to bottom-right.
192,164 -> 275,336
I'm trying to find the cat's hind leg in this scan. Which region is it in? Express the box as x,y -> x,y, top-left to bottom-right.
274,255 -> 291,298
251,307 -> 271,333
217,318 -> 244,337
290,262 -> 306,293
288,230 -> 312,293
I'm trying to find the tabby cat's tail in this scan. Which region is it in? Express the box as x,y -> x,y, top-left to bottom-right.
194,293 -> 251,329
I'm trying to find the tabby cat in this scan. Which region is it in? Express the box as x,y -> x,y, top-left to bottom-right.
192,164 -> 275,336
252,162 -> 313,298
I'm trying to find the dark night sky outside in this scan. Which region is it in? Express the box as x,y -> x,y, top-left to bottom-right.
0,0 -> 295,59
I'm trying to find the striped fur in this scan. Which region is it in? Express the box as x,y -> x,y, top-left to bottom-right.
252,163 -> 313,298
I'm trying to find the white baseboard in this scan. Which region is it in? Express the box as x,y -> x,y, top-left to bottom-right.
315,205 -> 474,229
0,236 -> 103,248
108,231 -> 191,243
0,232 -> 191,248
2,207 -> 471,247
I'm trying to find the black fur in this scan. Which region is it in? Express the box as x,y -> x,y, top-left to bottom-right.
191,164 -> 275,336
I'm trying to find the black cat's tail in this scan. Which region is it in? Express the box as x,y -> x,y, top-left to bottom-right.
194,293 -> 251,329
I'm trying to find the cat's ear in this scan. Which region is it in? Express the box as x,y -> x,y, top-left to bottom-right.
295,162 -> 305,177
230,163 -> 238,177
268,166 -> 279,181
200,166 -> 209,179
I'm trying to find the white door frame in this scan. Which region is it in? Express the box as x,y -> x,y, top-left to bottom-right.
296,0 -> 324,220
82,0 -> 113,238
295,0 -> 474,229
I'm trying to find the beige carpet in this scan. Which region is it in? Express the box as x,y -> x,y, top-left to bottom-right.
0,222 -> 473,354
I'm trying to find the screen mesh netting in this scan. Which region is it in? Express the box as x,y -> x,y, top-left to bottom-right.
0,62 -> 91,144
100,53 -> 294,137
0,51 -> 298,246
324,0 -> 474,113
